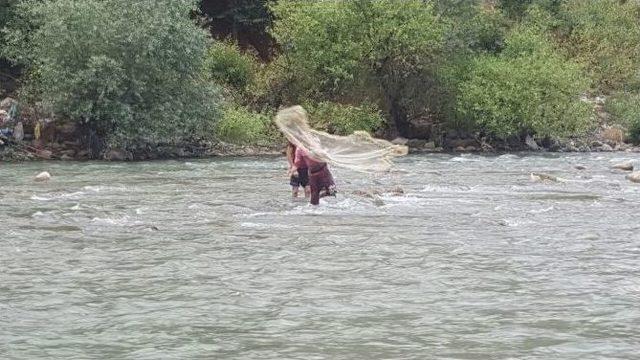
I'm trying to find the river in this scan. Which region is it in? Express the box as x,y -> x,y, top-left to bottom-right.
1,153 -> 639,359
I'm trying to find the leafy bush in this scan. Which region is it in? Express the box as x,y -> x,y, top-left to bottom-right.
457,27 -> 591,138
216,105 -> 275,145
3,0 -> 220,151
204,41 -> 258,91
561,0 -> 640,91
605,93 -> 640,143
305,101 -> 384,136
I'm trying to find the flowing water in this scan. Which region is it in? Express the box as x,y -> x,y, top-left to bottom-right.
1,153 -> 640,359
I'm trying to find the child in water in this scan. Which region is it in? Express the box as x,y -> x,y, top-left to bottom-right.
290,144 -> 336,205
286,141 -> 309,198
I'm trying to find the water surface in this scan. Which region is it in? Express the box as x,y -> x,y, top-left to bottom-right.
2,153 -> 640,359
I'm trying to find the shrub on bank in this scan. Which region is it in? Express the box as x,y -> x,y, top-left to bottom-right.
457,27 -> 591,138
3,0 -> 220,153
204,41 -> 258,92
305,101 -> 385,136
561,0 -> 640,91
605,93 -> 640,144
216,105 -> 275,145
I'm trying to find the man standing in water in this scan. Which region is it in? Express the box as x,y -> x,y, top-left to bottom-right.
290,145 -> 336,205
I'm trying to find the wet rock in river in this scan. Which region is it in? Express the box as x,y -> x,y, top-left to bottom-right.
626,172 -> 640,183
530,172 -> 566,183
612,161 -> 634,171
34,171 -> 51,182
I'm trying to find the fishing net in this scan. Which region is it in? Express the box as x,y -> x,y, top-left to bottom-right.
275,106 -> 408,173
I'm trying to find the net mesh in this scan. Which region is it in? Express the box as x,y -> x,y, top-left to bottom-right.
275,106 -> 408,173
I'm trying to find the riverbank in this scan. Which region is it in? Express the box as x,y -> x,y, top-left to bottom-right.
3,136 -> 640,162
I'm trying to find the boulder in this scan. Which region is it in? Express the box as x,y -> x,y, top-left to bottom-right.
599,143 -> 614,152
76,150 -> 90,159
626,172 -> 640,183
465,146 -> 477,152
104,148 -> 132,161
34,171 -> 51,182
612,162 -> 634,171
525,135 -> 540,151
391,137 -> 409,146
60,154 -> 73,161
574,165 -> 587,170
38,150 -> 52,159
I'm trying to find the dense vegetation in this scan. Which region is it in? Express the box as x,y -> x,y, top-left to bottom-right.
2,0 -> 640,157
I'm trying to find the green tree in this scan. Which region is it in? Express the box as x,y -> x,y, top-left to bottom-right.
3,0 -> 220,155
457,26 -> 591,138
270,0 -> 449,137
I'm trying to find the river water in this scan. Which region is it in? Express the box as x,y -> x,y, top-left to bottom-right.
1,153 -> 639,359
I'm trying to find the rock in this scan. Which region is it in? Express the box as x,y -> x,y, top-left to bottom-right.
599,143 -> 614,152
34,171 -> 51,182
626,172 -> 640,183
37,149 -> 52,159
447,138 -> 479,149
59,149 -> 76,157
465,146 -> 477,152
391,137 -> 409,146
525,135 -> 540,151
530,172 -> 566,183
60,154 -> 73,161
13,122 -> 24,141
76,150 -> 89,159
455,146 -> 465,152
406,139 -> 426,148
574,165 -> 587,170
104,148 -> 132,161
612,161 -> 634,171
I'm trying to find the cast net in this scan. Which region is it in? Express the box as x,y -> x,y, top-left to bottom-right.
275,106 -> 408,173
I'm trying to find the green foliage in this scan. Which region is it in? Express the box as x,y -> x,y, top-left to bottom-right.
457,27 -> 591,138
216,105 -> 275,145
204,41 -> 257,91
305,101 -> 384,135
270,0 -> 449,135
605,93 -> 640,143
562,0 -> 640,91
3,0 -> 220,148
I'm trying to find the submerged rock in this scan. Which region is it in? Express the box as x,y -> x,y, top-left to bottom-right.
34,171 -> 51,182
530,172 -> 566,183
612,162 -> 634,171
574,165 -> 587,170
626,172 -> 640,183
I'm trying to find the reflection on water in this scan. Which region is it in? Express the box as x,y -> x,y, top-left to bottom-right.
2,153 -> 640,359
